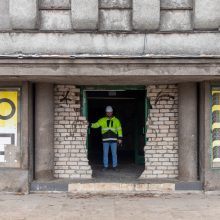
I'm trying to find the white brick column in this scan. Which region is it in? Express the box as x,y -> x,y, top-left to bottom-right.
54,85 -> 92,179
140,85 -> 179,179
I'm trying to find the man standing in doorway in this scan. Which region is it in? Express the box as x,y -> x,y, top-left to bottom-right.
90,106 -> 123,171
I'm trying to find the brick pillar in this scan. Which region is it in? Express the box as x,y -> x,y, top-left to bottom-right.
178,83 -> 198,181
35,83 -> 54,180
140,85 -> 179,179
54,85 -> 92,179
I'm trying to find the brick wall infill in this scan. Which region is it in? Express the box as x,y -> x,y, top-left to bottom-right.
54,85 -> 92,179
140,85 -> 179,179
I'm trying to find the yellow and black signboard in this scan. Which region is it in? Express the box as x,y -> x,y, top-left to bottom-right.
212,88 -> 220,167
0,89 -> 20,163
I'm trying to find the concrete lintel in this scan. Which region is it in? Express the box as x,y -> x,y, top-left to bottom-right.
0,33 -> 219,57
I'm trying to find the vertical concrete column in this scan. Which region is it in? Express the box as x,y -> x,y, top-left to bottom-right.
178,83 -> 198,181
35,83 -> 54,180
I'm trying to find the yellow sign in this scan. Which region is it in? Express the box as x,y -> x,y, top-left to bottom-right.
0,90 -> 19,163
0,91 -> 18,127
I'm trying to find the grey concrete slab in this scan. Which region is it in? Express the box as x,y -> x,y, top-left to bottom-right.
40,10 -> 72,30
0,0 -> 11,30
0,169 -> 28,192
161,0 -> 193,9
100,0 -> 131,8
175,181 -> 203,190
133,0 -> 160,30
160,10 -> 192,31
71,0 -> 98,30
9,0 -> 38,29
31,181 -> 68,191
0,33 -> 219,56
145,33 -> 220,56
100,10 -> 132,31
194,0 -> 220,29
0,33 -> 145,55
39,0 -> 71,9
1,59 -> 220,82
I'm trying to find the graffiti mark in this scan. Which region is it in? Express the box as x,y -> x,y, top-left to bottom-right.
0,98 -> 16,120
146,90 -> 176,136
60,91 -> 72,104
155,91 -> 175,106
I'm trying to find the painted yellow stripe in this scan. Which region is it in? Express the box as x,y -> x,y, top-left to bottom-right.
212,140 -> 220,148
212,91 -> 220,95
212,105 -> 220,112
212,123 -> 220,130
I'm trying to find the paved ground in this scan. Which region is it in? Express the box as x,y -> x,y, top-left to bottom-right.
0,192 -> 220,220
91,164 -> 145,182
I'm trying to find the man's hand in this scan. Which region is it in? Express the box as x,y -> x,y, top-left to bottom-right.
118,139 -> 122,145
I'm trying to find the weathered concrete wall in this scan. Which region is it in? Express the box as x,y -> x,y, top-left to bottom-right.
100,10 -> 132,31
161,0 -> 193,9
100,0 -> 131,8
160,10 -> 192,31
0,169 -> 29,192
9,0 -> 38,29
0,0 -> 219,32
71,0 -> 98,30
35,83 -> 54,180
194,0 -> 220,29
1,59 -> 220,83
0,0 -> 218,59
40,11 -> 72,30
133,0 -> 160,30
0,0 -> 11,30
39,0 -> 71,9
178,83 -> 198,181
141,85 -> 179,179
0,33 -> 219,57
54,85 -> 92,179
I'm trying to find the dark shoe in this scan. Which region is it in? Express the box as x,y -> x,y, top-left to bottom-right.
102,167 -> 108,171
112,167 -> 119,172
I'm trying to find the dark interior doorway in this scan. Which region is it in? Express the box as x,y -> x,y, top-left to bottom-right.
86,89 -> 147,168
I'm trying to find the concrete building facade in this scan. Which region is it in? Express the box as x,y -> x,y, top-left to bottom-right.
0,0 -> 220,193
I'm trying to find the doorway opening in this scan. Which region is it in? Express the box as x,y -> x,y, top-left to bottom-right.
82,87 -> 148,180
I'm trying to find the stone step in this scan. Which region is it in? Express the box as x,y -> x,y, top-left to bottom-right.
31,181 -> 203,193
68,182 -> 175,193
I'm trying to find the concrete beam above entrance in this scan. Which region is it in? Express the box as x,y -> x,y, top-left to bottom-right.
0,58 -> 220,84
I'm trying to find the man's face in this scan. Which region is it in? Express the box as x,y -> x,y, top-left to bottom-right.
106,112 -> 113,117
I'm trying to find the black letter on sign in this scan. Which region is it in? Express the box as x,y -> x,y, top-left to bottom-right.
0,98 -> 16,120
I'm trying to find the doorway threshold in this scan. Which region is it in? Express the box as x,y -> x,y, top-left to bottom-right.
31,165 -> 202,193
31,179 -> 202,193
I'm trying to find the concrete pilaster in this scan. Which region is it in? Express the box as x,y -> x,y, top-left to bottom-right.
178,83 -> 198,181
35,83 -> 54,180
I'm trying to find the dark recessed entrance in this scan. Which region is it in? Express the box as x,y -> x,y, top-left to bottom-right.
81,88 -> 148,175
